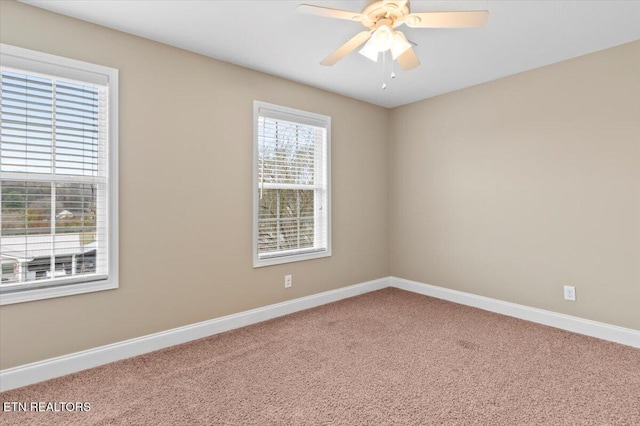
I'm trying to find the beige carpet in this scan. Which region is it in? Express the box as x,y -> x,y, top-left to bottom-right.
1,288 -> 639,425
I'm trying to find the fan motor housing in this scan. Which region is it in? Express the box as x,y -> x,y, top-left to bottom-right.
362,1 -> 410,28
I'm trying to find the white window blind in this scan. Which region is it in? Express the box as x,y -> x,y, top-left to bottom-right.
254,101 -> 331,267
0,44 -> 118,305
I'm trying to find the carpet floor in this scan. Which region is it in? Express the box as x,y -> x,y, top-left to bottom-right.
1,288 -> 639,425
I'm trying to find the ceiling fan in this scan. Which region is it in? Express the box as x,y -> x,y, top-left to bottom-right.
297,0 -> 489,71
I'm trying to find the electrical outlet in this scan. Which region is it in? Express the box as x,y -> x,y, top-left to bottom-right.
284,275 -> 292,289
563,285 -> 576,301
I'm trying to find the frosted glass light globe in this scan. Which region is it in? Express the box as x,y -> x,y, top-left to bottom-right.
372,25 -> 393,51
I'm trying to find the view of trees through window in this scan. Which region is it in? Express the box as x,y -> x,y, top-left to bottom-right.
1,181 -> 97,238
259,189 -> 315,252
257,117 -> 321,255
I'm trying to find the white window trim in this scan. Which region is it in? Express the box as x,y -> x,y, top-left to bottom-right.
0,44 -> 119,305
253,101 -> 331,268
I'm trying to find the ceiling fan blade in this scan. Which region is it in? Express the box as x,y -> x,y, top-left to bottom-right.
396,47 -> 420,71
296,4 -> 365,22
405,10 -> 489,28
321,31 -> 372,66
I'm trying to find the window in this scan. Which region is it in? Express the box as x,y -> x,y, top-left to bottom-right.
253,101 -> 331,267
0,44 -> 118,305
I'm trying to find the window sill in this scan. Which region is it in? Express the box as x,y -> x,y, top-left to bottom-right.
0,280 -> 118,306
253,248 -> 331,268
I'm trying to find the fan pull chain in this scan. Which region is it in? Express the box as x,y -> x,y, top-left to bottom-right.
391,57 -> 396,79
381,51 -> 387,90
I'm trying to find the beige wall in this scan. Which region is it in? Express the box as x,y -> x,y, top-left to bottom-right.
0,1 -> 390,369
390,41 -> 640,330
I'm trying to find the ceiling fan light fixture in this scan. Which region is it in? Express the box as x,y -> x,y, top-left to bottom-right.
359,37 -> 379,62
371,25 -> 394,51
390,31 -> 411,59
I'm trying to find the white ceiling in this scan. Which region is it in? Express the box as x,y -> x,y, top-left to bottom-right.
22,0 -> 640,108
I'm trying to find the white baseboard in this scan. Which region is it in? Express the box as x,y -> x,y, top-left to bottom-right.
390,276 -> 640,349
0,277 -> 390,392
3,275 -> 637,392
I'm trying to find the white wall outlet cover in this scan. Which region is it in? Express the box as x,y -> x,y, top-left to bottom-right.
564,285 -> 576,301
